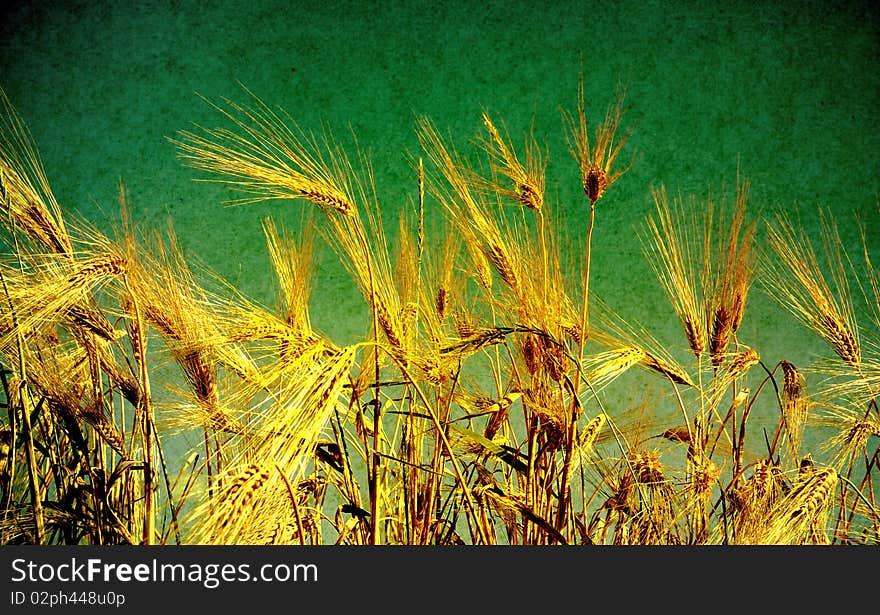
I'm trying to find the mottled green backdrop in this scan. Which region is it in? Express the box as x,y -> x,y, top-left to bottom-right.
1,1 -> 878,428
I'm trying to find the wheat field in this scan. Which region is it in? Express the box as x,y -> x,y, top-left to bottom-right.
0,81 -> 877,546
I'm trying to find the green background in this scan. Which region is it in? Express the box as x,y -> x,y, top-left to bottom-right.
1,0 -> 878,435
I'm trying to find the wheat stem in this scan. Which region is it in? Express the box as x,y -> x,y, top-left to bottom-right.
125,278 -> 154,545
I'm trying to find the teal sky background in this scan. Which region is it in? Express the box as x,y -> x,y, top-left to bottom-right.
1,1 -> 878,438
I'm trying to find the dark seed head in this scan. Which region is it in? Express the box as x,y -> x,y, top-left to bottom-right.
584,168 -> 607,204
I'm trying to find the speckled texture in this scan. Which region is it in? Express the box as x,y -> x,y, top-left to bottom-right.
1,0 -> 878,431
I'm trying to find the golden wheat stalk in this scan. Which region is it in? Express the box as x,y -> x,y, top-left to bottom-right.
689,454 -> 720,496
581,347 -> 645,390
562,77 -> 634,205
202,273 -> 336,387
643,186 -> 706,357
22,339 -> 126,456
0,251 -> 127,354
187,347 -> 355,544
323,183 -> 404,352
722,176 -> 757,335
480,112 -> 545,212
764,211 -> 861,369
704,177 -> 757,370
569,413 -> 606,478
172,92 -> 356,216
123,231 -> 261,433
417,117 -> 524,298
262,217 -> 315,332
0,88 -> 72,254
432,229 -> 466,330
588,299 -> 695,388
813,402 -> 880,468
780,360 -> 809,462
707,347 -> 760,412
761,468 -> 838,544
726,460 -> 779,542
812,354 -> 880,423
